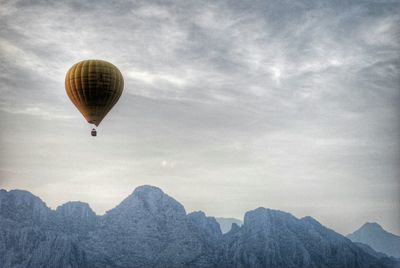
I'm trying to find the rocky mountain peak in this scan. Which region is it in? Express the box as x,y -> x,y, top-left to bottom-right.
187,211 -> 222,238
228,222 -> 241,234
347,222 -> 400,258
361,222 -> 384,231
215,218 -> 243,234
243,207 -> 297,230
105,185 -> 186,223
132,184 -> 164,196
0,189 -> 50,223
55,201 -> 97,235
56,201 -> 96,219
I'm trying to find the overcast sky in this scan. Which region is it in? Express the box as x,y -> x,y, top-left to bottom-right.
0,0 -> 399,235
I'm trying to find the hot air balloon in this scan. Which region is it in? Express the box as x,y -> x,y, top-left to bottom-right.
65,60 -> 124,136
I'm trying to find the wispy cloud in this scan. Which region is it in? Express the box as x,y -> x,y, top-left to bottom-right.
1,106 -> 78,120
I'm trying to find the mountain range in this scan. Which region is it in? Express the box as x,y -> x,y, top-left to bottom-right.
0,186 -> 399,268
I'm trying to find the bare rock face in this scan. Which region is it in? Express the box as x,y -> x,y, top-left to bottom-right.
215,217 -> 243,234
187,211 -> 224,266
83,185 -> 223,268
0,187 -> 399,268
0,189 -> 50,225
56,201 -> 96,220
0,190 -> 88,268
188,211 -> 222,239
56,201 -> 97,235
222,208 -> 398,268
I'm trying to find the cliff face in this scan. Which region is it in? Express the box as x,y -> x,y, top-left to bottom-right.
82,186 -> 222,268
222,208 -> 395,268
0,187 -> 398,268
215,217 -> 242,234
0,190 -> 89,268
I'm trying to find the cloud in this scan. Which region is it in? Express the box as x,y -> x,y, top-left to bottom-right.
0,0 -> 399,235
127,69 -> 187,87
0,106 -> 78,120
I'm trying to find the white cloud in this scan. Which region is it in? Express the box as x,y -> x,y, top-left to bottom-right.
127,70 -> 187,87
0,106 -> 78,120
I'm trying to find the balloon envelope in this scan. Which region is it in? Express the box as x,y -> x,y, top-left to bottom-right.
65,59 -> 124,126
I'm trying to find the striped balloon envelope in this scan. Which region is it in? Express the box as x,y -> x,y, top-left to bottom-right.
65,60 -> 124,135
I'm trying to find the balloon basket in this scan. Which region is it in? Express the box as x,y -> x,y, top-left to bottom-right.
91,128 -> 97,137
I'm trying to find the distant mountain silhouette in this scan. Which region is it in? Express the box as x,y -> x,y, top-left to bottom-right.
0,186 -> 399,268
215,217 -> 242,233
347,222 -> 400,258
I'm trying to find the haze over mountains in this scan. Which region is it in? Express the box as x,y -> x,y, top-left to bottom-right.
215,217 -> 242,234
347,223 -> 400,259
0,186 -> 399,268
